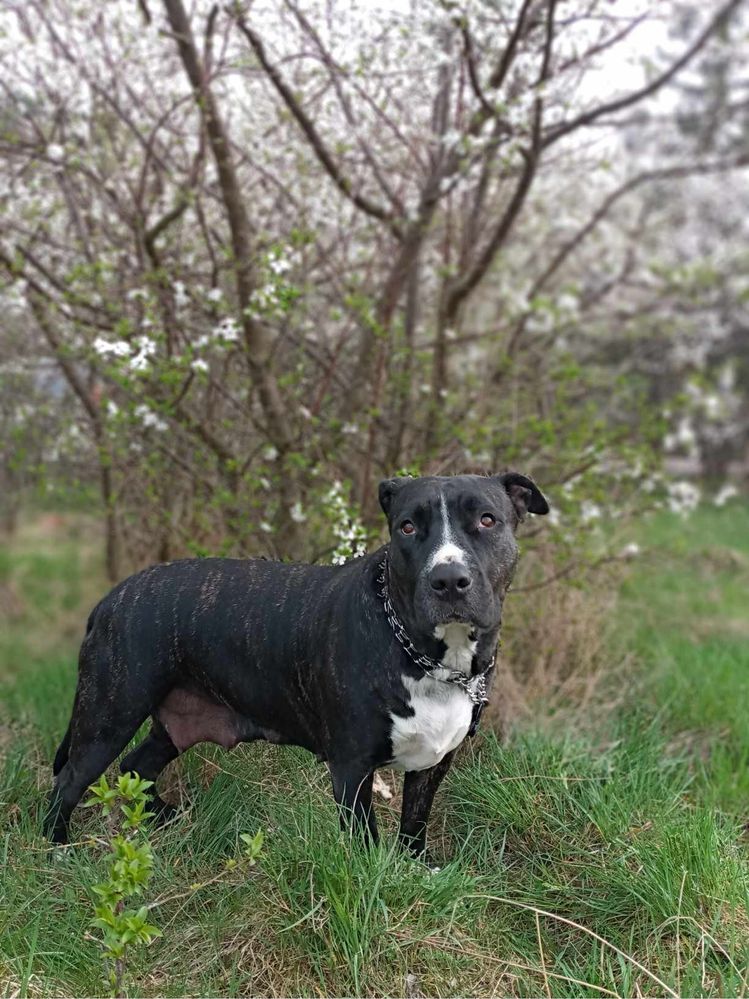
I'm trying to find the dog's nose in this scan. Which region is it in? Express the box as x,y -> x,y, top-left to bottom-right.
429,562 -> 472,597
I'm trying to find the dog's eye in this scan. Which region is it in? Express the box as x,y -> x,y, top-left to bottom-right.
479,513 -> 496,529
400,520 -> 416,536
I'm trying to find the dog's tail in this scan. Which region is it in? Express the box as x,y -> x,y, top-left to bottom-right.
53,606 -> 99,777
53,724 -> 72,776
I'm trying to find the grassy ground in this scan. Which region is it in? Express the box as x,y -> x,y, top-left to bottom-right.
0,508 -> 748,997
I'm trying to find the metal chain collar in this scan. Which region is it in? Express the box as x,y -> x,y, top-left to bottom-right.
376,555 -> 493,707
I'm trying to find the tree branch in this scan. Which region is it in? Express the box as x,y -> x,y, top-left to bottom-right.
489,0 -> 536,90
500,154 -> 749,363
446,0 -> 558,318
233,14 -> 403,238
162,0 -> 296,461
543,0 -> 743,147
285,0 -> 405,216
460,22 -> 496,119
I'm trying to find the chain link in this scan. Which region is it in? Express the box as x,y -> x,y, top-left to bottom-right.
376,556 -> 492,707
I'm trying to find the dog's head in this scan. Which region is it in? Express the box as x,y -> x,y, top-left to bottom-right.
379,473 -> 549,636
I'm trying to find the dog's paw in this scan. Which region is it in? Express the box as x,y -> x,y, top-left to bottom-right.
406,847 -> 443,872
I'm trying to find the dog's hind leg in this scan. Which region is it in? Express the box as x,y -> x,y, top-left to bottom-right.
45,709 -> 151,845
329,761 -> 378,846
44,644 -> 163,844
119,718 -> 180,825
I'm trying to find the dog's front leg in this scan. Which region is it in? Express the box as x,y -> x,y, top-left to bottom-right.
329,762 -> 378,845
399,751 -> 455,858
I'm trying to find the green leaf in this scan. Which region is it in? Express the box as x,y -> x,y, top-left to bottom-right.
239,829 -> 265,864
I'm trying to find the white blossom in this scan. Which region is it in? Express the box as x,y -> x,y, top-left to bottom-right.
213,317 -> 240,342
676,417 -> 695,446
714,483 -> 738,507
263,445 -> 279,462
580,500 -> 602,523
134,404 -> 168,432
664,416 -> 697,453
289,501 -> 307,523
3,283 -> 27,314
93,337 -> 130,357
206,287 -> 223,302
268,255 -> 291,275
173,280 -> 189,309
129,336 -> 157,372
666,480 -> 700,516
557,292 -> 579,314
702,394 -> 721,419
325,480 -> 368,564
191,358 -> 209,373
441,128 -> 462,149
719,364 -> 736,392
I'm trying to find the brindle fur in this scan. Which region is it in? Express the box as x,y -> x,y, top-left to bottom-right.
45,472 -> 548,853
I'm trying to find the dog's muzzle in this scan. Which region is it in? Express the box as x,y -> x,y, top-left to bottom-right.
428,561 -> 472,598
417,557 -> 496,631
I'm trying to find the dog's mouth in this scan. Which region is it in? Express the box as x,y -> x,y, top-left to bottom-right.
427,605 -> 493,632
438,609 -> 472,624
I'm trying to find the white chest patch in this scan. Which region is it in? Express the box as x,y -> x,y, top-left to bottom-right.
389,674 -> 474,771
389,615 -> 480,771
433,622 -> 476,675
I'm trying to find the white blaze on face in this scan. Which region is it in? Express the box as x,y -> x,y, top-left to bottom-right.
427,492 -> 468,571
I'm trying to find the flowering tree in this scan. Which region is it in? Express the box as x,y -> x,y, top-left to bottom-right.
0,0 -> 746,576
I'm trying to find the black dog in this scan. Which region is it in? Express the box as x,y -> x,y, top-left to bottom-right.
46,473 -> 548,852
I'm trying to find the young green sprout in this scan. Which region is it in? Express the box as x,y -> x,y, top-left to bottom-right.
83,773 -> 161,997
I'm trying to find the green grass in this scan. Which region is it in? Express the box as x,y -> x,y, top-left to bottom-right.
0,509 -> 748,997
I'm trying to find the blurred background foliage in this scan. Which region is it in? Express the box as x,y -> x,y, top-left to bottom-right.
0,0 -> 747,593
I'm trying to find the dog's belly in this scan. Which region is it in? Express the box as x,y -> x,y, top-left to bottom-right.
157,686 -> 286,752
389,675 -> 473,771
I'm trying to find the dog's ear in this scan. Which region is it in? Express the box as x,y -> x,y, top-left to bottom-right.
498,472 -> 549,521
378,477 -> 409,518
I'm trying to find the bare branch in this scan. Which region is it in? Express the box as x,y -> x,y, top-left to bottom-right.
543,0 -> 743,147
447,0 -> 558,318
460,23 -> 495,119
233,14 -> 403,239
489,0 -> 535,90
162,0 -> 296,460
501,154 -> 749,361
555,11 -> 649,77
285,0 -> 405,215
24,293 -> 101,428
